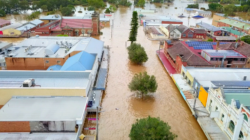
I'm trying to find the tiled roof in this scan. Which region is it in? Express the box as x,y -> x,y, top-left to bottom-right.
193,28 -> 206,34
166,24 -> 176,32
167,42 -> 212,66
61,19 -> 92,29
177,24 -> 188,33
218,42 -> 250,57
0,19 -> 10,26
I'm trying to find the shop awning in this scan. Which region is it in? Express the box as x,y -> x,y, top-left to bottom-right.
94,68 -> 107,90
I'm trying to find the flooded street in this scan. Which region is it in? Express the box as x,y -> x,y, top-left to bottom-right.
0,1 -> 208,139
98,1 -> 208,140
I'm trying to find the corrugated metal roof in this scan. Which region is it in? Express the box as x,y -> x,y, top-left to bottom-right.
16,23 -> 36,31
212,81 -> 250,88
29,19 -> 43,25
203,50 -> 245,57
0,19 -> 10,26
219,19 -> 250,30
220,26 -> 246,36
0,96 -> 88,121
224,90 -> 250,106
0,23 -> 22,31
61,19 -> 92,28
94,68 -> 107,90
196,22 -> 221,31
60,51 -> 96,71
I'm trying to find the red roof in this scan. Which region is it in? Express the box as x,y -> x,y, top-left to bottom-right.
0,19 -> 10,26
61,19 -> 92,29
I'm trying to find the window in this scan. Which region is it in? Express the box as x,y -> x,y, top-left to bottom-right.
243,114 -> 248,122
229,120 -> 235,132
45,60 -> 49,63
221,114 -> 224,122
215,106 -> 218,111
183,34 -> 186,37
57,60 -> 61,64
239,131 -> 244,139
188,34 -> 193,38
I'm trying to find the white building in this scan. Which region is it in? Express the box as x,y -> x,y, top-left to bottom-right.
206,87 -> 250,140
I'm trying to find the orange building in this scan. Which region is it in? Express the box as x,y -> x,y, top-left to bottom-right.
5,36 -> 104,70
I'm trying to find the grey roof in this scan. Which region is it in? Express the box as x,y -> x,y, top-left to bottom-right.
166,24 -> 176,32
0,133 -> 76,140
142,16 -> 182,22
16,23 -> 36,31
212,81 -> 250,88
0,42 -> 12,50
202,50 -> 245,58
215,36 -> 236,41
29,19 -> 43,25
0,23 -> 22,30
9,36 -> 104,59
176,24 -> 189,33
0,96 -> 88,121
196,22 -> 222,32
40,15 -> 61,20
186,67 -> 250,87
0,70 -> 91,88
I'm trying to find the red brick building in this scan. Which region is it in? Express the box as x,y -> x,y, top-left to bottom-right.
193,29 -> 207,39
35,11 -> 100,36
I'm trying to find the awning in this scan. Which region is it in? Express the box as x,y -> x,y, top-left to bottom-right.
0,31 -> 3,35
94,68 -> 107,90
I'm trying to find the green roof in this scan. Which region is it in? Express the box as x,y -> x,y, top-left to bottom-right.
221,26 -> 245,36
225,93 -> 250,106
219,19 -> 250,30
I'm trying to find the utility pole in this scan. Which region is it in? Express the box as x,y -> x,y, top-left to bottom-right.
96,106 -> 99,140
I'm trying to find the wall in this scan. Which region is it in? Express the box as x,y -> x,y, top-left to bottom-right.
0,88 -> 86,105
2,28 -> 22,37
30,121 -> 75,132
0,122 -> 30,132
5,57 -> 68,70
198,86 -> 208,107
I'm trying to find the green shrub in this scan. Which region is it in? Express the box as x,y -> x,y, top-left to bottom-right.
127,43 -> 148,64
27,11 -> 41,20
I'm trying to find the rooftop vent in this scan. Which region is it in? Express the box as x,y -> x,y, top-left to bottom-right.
243,76 -> 247,81
23,79 -> 35,87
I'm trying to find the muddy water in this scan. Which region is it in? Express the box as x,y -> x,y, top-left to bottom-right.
98,1 -> 207,140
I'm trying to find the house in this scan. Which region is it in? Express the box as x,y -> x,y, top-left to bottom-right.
5,36 -> 104,70
165,24 -> 182,39
36,12 -> 100,36
0,19 -> 11,28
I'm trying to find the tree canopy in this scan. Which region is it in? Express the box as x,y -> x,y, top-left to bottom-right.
60,7 -> 73,16
129,72 -> 157,96
129,11 -> 138,43
127,43 -> 148,64
129,116 -> 177,140
241,35 -> 250,44
87,0 -> 105,8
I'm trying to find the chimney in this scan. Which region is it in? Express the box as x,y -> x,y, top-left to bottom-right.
216,41 -> 219,52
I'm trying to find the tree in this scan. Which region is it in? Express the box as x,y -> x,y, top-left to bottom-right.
0,9 -> 6,17
127,43 -> 148,64
128,72 -> 157,97
207,38 -> 213,42
137,0 -> 145,7
208,3 -> 222,11
41,5 -> 48,11
129,116 -> 177,140
129,11 -> 138,43
60,7 -> 72,16
87,0 -> 105,8
241,35 -> 250,44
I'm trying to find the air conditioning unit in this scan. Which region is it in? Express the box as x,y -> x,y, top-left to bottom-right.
23,79 -> 35,87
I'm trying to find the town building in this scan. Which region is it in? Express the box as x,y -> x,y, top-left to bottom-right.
4,36 -> 104,70
0,96 -> 88,134
147,26 -> 165,39
217,19 -> 250,35
213,36 -> 236,42
193,28 -> 207,39
36,11 -> 105,36
218,41 -> 250,68
0,19 -> 11,28
196,22 -> 229,37
0,23 -> 23,37
141,16 -> 183,26
179,67 -> 250,139
220,26 -> 246,39
0,42 -> 13,69
163,41 -> 248,73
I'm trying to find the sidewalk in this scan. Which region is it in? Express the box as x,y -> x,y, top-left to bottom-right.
172,74 -> 229,140
156,50 -> 176,74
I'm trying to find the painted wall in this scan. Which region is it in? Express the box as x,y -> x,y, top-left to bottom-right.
198,86 -> 208,107
2,28 -> 22,37
30,121 -> 75,132
0,88 -> 86,105
0,122 -> 30,132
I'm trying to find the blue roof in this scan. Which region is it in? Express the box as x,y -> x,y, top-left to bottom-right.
60,51 -> 96,71
192,15 -> 204,18
47,65 -> 62,71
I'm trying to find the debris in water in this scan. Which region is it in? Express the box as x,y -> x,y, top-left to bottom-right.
115,108 -> 119,110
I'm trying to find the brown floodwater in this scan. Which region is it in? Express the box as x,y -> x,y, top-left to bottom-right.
97,1 -> 208,140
